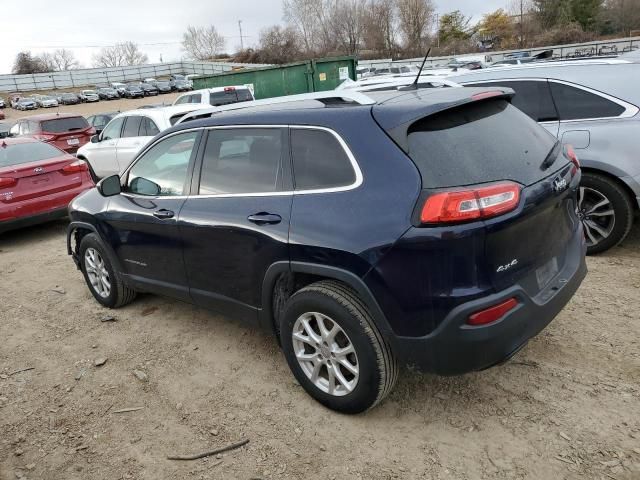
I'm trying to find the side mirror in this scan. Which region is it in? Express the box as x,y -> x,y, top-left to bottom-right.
97,174 -> 121,197
91,134 -> 100,143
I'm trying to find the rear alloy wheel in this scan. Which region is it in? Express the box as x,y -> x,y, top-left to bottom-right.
578,173 -> 634,255
281,280 -> 397,413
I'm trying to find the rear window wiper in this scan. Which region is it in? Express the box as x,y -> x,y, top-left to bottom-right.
540,141 -> 561,171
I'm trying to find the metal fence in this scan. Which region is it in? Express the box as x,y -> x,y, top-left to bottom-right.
0,61 -> 269,93
358,36 -> 640,70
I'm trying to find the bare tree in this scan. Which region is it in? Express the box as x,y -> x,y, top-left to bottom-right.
396,0 -> 435,55
39,52 -> 57,72
283,0 -> 338,55
53,49 -> 80,70
182,25 -> 226,60
12,51 -> 48,74
332,0 -> 368,55
363,0 -> 398,57
93,42 -> 148,67
257,25 -> 303,63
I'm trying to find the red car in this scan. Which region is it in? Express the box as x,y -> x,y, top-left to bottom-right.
0,138 -> 94,233
9,113 -> 95,154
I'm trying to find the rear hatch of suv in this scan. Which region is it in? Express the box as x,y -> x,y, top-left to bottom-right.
372,89 -> 582,318
37,116 -> 94,153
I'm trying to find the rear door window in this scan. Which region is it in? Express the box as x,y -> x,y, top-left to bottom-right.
198,128 -> 284,195
41,117 -> 89,133
139,117 -> 160,137
407,100 -> 558,188
290,129 -> 356,191
549,82 -> 626,120
470,81 -> 558,122
122,116 -> 142,138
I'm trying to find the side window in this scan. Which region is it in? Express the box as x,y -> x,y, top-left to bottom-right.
10,123 -> 21,136
198,128 -> 283,195
139,117 -> 160,137
470,81 -> 558,122
122,116 -> 142,138
126,131 -> 199,196
191,94 -> 202,103
102,117 -> 125,140
18,122 -> 29,135
291,129 -> 356,191
549,82 -> 626,120
174,95 -> 191,105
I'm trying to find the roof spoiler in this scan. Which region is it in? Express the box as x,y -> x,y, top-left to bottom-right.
382,87 -> 515,153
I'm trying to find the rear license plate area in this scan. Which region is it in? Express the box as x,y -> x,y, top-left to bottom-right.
67,138 -> 80,146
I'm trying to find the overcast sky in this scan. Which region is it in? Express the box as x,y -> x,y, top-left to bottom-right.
1,0 -> 507,74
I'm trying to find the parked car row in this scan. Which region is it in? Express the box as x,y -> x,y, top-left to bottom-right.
0,74 -> 197,113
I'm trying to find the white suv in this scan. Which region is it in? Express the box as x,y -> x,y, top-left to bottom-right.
173,86 -> 254,107
77,104 -> 207,179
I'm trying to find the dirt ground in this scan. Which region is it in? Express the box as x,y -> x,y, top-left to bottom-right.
1,92 -> 182,124
0,217 -> 639,480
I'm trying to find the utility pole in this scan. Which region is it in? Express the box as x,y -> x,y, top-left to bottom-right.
238,20 -> 244,50
436,13 -> 440,49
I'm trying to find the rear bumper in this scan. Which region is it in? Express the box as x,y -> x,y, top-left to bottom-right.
0,207 -> 67,233
393,230 -> 587,375
0,184 -> 92,234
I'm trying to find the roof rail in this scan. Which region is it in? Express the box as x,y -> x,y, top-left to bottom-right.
176,90 -> 376,124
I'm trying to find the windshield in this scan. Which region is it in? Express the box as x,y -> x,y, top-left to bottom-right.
0,142 -> 63,166
41,117 -> 90,133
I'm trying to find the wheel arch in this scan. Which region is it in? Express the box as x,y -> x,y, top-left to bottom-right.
260,262 -> 394,343
580,166 -> 639,211
67,221 -> 124,273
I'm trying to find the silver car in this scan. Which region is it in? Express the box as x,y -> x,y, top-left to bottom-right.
450,60 -> 640,254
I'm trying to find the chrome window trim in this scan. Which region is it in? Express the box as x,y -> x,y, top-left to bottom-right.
461,77 -> 639,122
121,124 -> 363,200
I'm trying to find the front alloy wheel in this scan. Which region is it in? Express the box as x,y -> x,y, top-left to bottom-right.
84,247 -> 111,298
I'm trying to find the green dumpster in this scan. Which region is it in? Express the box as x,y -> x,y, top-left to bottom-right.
191,56 -> 356,100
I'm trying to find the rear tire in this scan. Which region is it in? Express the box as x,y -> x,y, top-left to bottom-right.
579,172 -> 634,255
280,280 -> 398,414
79,233 -> 137,308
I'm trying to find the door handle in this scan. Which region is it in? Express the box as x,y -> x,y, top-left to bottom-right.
153,209 -> 174,219
247,212 -> 282,225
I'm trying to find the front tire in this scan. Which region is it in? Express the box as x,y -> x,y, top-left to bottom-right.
579,172 -> 634,255
79,233 -> 137,308
280,281 -> 398,414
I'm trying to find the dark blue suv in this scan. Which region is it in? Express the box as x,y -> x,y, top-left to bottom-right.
67,88 -> 587,413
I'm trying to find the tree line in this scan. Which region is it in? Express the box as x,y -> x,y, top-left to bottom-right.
11,0 -> 640,74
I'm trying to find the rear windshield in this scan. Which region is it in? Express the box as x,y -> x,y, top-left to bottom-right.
209,89 -> 252,106
407,100 -> 558,188
0,142 -> 62,166
41,117 -> 90,133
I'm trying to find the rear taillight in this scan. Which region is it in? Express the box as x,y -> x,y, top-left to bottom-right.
62,160 -> 89,174
564,144 -> 580,175
467,298 -> 518,326
420,182 -> 521,224
0,177 -> 17,188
